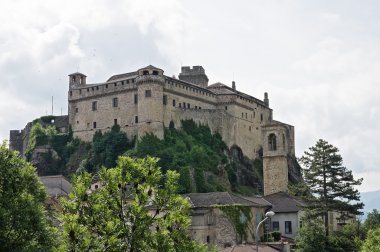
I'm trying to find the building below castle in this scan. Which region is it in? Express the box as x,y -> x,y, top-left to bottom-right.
10,65 -> 297,195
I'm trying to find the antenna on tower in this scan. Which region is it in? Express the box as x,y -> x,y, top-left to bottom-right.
51,96 -> 54,115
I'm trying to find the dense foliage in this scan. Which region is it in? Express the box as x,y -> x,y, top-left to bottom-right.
26,118 -> 264,194
0,142 -> 58,251
300,139 -> 363,236
127,120 -> 262,194
60,156 -> 209,252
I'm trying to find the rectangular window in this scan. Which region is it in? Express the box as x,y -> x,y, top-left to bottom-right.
285,221 -> 292,234
113,97 -> 118,107
245,113 -> 247,119
195,106 -> 198,109
163,95 -> 167,105
92,101 -> 97,111
114,119 -> 118,125
93,122 -> 97,129
225,106 -> 227,110
261,113 -> 263,122
134,94 -> 138,104
179,103 -> 182,108
187,103 -> 190,109
183,102 -> 186,108
135,116 -> 138,123
173,99 -> 176,107
145,90 -> 152,97
272,221 -> 279,231
69,91 -> 72,96
75,108 -> 78,113
79,89 -> 82,94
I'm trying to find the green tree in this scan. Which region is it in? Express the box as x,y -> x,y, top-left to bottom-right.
300,139 -> 363,236
328,223 -> 364,252
60,156 -> 208,251
296,212 -> 327,252
363,209 -> 380,231
361,227 -> 380,252
0,142 -> 58,251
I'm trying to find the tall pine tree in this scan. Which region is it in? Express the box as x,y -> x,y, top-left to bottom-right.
300,139 -> 363,236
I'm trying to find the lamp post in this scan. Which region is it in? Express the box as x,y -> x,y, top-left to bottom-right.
256,211 -> 275,252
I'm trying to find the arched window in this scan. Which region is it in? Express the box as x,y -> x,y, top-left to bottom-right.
152,70 -> 158,75
143,70 -> 149,75
268,133 -> 277,151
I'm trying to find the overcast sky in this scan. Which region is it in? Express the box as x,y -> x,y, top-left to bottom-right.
1,0 -> 379,192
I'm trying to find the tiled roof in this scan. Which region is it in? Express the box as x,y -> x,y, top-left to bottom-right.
263,191 -> 308,213
183,192 -> 270,208
107,71 -> 138,82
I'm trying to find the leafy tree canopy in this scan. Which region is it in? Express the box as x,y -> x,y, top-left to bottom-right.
363,209 -> 380,231
0,142 -> 58,251
60,156 -> 209,252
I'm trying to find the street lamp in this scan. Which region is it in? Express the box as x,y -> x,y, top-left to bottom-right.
256,211 -> 275,252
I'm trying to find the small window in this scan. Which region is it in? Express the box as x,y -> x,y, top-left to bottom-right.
135,116 -> 138,123
225,106 -> 227,110
92,87 -> 94,91
285,221 -> 292,234
76,121 -> 79,124
199,107 -> 201,109
249,126 -> 251,131
114,119 -> 118,125
96,86 -> 99,90
79,89 -> 82,94
187,103 -> 190,109
152,70 -> 158,75
172,99 -> 176,107
261,113 -> 263,122
75,108 -> 78,113
106,84 -> 108,88
92,101 -> 97,111
143,70 -> 149,75
93,122 -> 97,129
94,185 -> 99,189
179,103 -> 182,108
268,133 -> 277,151
134,94 -> 138,104
69,91 -> 72,96
273,221 -> 279,231
87,88 -> 89,92
114,83 -> 117,87
242,113 -> 244,118
113,97 -> 118,107
195,106 -> 198,109
163,95 -> 167,105
245,113 -> 247,119
145,90 -> 152,97
183,102 -> 186,108
206,236 -> 210,244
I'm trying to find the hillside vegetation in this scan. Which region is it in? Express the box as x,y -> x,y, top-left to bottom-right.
26,117 -> 264,195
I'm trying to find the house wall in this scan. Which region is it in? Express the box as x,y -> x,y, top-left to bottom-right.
270,212 -> 301,239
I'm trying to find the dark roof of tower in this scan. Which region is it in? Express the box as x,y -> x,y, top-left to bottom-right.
69,72 -> 87,77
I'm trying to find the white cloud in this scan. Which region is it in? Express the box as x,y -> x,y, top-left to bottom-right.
1,0 -> 380,192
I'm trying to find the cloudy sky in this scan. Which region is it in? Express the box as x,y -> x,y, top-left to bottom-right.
1,0 -> 379,192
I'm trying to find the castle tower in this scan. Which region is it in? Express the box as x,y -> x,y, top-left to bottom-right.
178,66 -> 209,88
135,65 -> 165,139
68,72 -> 87,89
262,122 -> 295,195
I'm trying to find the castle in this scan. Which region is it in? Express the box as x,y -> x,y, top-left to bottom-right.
10,65 -> 296,195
